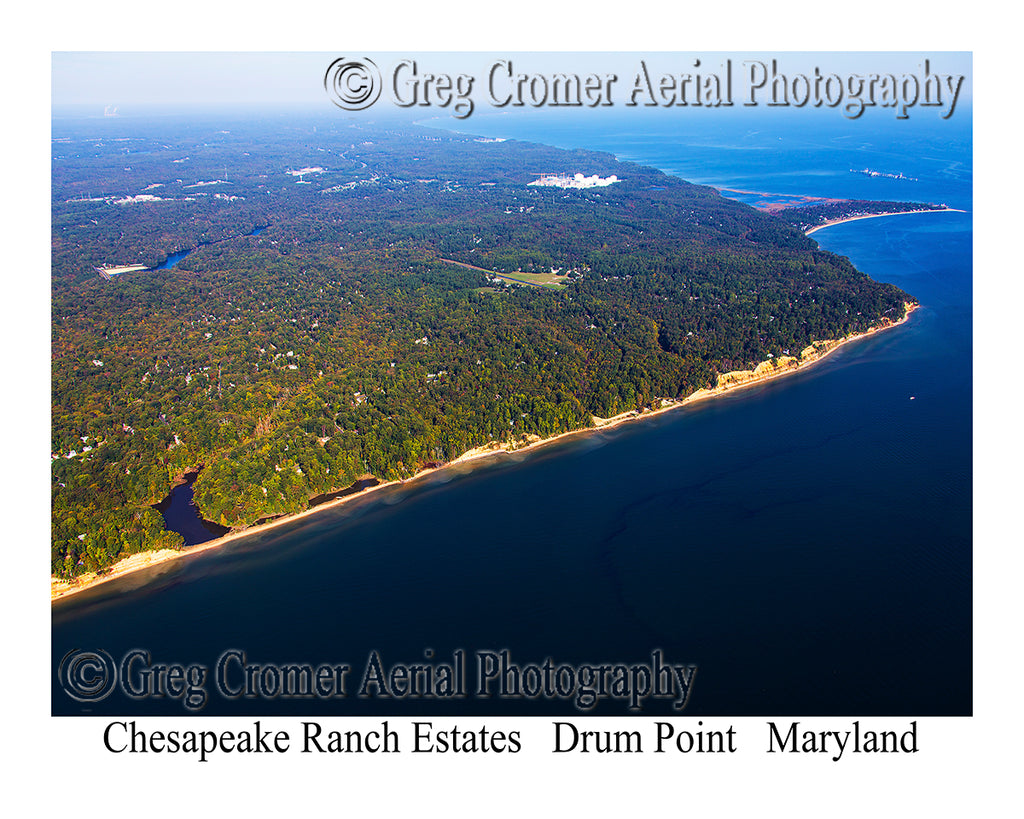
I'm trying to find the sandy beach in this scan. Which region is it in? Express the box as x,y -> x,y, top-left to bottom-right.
51,303 -> 917,603
805,207 -> 965,235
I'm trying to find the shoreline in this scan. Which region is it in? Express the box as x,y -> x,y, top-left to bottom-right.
805,207 -> 965,235
51,304 -> 918,604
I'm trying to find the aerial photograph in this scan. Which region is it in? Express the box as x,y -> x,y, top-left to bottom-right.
50,52 -> 971,720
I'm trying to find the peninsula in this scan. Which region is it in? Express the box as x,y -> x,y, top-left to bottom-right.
52,115 -> 917,587
773,198 -> 955,233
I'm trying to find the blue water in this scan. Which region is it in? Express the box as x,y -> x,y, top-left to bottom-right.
154,474 -> 229,546
52,111 -> 971,716
153,247 -> 196,271
437,108 -> 972,211
153,225 -> 267,270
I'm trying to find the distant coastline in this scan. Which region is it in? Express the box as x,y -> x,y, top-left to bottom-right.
51,303 -> 918,603
805,207 -> 965,235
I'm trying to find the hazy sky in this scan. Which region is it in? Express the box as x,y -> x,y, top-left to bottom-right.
52,52 -> 972,111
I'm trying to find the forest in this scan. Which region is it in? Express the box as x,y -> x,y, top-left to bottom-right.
51,113 -> 914,577
774,199 -> 947,232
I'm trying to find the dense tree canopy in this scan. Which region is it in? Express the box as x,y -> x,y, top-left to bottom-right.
51,114 -> 914,577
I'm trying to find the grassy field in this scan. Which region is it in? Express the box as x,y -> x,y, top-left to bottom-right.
493,269 -> 570,289
441,257 -> 570,290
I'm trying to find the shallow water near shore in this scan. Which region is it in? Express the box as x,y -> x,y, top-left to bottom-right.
52,113 -> 971,716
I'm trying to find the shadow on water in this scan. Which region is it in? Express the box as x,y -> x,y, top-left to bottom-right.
152,471 -> 229,546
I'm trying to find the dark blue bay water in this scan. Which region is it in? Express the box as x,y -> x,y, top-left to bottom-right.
52,111 -> 971,716
153,473 -> 229,546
